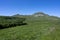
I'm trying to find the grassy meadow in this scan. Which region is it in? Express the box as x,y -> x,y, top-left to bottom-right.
0,14 -> 60,40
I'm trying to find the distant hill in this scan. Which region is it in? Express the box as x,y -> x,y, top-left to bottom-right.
33,12 -> 49,17
12,12 -> 60,21
12,14 -> 21,17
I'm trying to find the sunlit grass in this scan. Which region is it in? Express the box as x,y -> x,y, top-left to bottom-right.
0,17 -> 60,40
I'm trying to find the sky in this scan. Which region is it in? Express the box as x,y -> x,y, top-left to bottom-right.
0,0 -> 60,17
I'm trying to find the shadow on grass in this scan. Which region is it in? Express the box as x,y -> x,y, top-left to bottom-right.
0,23 -> 27,29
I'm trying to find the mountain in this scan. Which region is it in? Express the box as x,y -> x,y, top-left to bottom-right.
12,14 -> 21,17
33,12 -> 49,17
12,12 -> 60,21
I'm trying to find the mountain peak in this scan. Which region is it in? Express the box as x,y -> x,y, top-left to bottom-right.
33,12 -> 49,17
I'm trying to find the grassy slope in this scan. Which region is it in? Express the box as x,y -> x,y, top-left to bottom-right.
0,16 -> 60,40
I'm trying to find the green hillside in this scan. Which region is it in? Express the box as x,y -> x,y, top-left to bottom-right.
0,12 -> 60,40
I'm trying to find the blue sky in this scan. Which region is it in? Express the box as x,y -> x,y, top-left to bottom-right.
0,0 -> 60,17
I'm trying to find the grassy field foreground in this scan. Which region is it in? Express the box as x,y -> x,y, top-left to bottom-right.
0,18 -> 60,40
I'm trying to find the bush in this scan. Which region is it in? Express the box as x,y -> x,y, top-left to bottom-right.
0,16 -> 26,29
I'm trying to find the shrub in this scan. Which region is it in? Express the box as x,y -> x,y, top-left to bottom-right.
0,16 -> 26,29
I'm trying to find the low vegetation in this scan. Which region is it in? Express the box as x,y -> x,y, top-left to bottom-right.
0,16 -> 26,29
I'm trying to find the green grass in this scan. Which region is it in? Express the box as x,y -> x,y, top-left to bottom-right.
0,16 -> 60,40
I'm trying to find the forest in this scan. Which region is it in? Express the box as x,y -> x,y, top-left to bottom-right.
0,16 -> 26,29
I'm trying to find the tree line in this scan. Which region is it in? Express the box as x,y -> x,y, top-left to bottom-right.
0,16 -> 26,29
